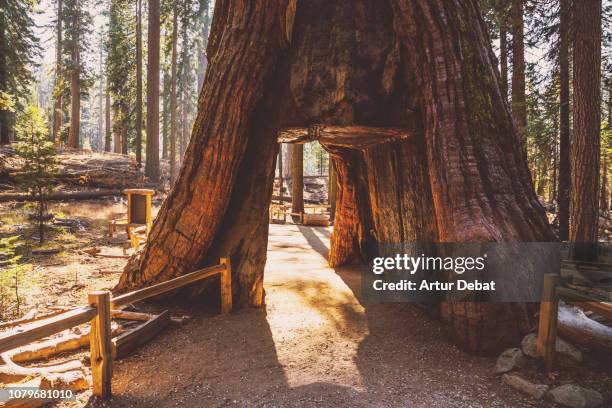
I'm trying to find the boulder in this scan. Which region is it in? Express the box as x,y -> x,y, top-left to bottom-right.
502,373 -> 549,399
548,384 -> 603,408
521,332 -> 583,363
495,348 -> 528,373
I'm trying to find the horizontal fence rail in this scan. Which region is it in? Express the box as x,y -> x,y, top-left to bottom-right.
0,258 -> 232,400
0,306 -> 97,354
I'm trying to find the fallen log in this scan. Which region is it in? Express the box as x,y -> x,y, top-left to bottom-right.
271,194 -> 322,205
557,303 -> 612,354
0,190 -> 122,203
8,323 -> 122,363
0,354 -> 82,383
112,310 -> 170,359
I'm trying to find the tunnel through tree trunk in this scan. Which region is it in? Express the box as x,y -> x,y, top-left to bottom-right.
119,0 -> 554,354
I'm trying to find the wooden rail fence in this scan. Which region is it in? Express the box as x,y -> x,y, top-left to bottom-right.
0,259 -> 232,399
536,270 -> 612,371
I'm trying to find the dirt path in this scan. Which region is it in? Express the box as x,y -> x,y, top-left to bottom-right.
82,224 -> 547,408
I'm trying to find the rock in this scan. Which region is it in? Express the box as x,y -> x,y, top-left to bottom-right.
548,384 -> 603,408
502,374 -> 549,399
521,333 -> 583,363
495,348 -> 528,373
44,370 -> 90,391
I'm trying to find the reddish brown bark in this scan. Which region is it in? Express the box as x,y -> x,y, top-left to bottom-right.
570,0 -> 601,260
118,0 -> 294,307
558,0 -> 571,241
290,144 -> 303,214
510,0 -> 526,145
53,0 -> 63,146
145,0 -> 160,181
119,0 -> 554,354
135,0 -> 143,166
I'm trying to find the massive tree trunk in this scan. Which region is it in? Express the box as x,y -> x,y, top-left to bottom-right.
510,0 -> 526,147
558,0 -> 571,241
570,0 -> 601,260
145,0 -> 161,181
290,144 -> 303,215
53,0 -> 63,146
135,0 -> 143,166
119,0 -> 554,354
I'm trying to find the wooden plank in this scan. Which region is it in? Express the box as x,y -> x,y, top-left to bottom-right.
89,291 -> 113,399
0,307 -> 97,354
0,309 -> 69,330
111,310 -> 153,321
112,311 -> 170,359
220,258 -> 233,314
536,274 -> 559,372
110,264 -> 225,308
556,286 -> 612,318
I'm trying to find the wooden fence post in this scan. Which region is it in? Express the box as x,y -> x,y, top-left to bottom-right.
89,291 -> 113,398
219,258 -> 233,314
536,273 -> 559,372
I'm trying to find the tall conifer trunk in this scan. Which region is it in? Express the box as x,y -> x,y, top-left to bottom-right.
169,6 -> 178,183
53,0 -> 63,146
291,144 -> 304,215
135,0 -> 143,165
570,0 -> 602,260
145,0 -> 161,181
511,0 -> 526,146
558,0 -> 571,241
0,0 -> 8,145
67,6 -> 80,149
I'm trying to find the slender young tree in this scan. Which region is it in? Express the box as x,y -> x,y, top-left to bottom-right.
105,86 -> 111,151
570,0 -> 602,260
558,0 -> 571,240
145,0 -> 161,181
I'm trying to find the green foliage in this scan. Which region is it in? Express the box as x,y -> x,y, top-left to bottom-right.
106,0 -> 137,148
14,106 -> 58,244
0,0 -> 41,111
0,236 -> 31,318
0,91 -> 15,112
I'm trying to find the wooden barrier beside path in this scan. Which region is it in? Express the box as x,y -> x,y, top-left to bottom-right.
0,259 -> 232,399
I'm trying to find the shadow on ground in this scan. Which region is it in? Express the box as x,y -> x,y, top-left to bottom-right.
83,224 -> 550,407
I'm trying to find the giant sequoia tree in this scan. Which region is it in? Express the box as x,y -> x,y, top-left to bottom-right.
118,0 -> 554,354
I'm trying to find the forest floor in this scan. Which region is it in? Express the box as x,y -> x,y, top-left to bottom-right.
1,198 -> 610,407
55,223 -> 587,408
